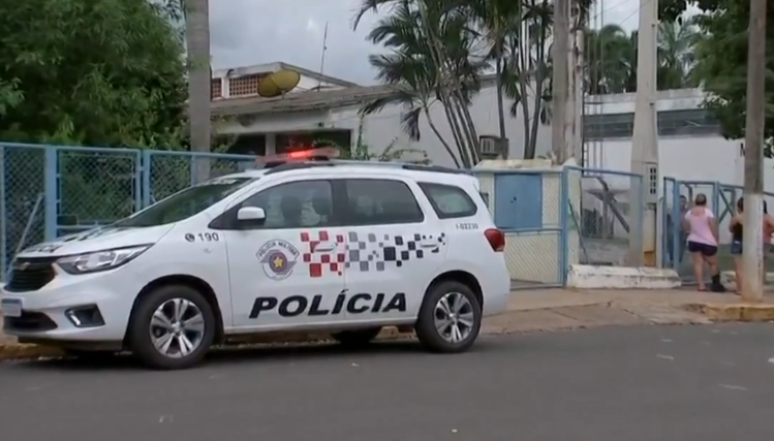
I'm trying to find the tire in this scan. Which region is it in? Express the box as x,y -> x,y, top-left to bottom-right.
415,280 -> 482,353
127,284 -> 216,370
331,327 -> 382,348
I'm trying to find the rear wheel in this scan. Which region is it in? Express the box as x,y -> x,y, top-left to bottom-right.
415,281 -> 481,353
127,285 -> 216,370
331,327 -> 382,348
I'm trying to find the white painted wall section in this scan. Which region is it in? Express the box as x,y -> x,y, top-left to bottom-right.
567,264 -> 681,289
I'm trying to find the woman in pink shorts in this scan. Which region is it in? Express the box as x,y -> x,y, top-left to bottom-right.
682,193 -> 726,292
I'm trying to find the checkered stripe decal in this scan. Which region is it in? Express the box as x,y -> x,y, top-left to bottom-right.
299,230 -> 447,277
345,231 -> 446,272
300,231 -> 345,278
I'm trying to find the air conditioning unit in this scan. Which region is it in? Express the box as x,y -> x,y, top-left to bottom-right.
478,136 -> 508,158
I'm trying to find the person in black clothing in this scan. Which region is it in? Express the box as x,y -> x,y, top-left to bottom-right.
729,198 -> 774,293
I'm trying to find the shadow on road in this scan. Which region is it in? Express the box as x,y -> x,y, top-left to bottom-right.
2,337 -> 507,372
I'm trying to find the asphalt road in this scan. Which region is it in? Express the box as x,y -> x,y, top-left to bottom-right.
1,324 -> 773,441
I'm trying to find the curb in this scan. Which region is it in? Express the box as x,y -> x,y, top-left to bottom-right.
0,343 -> 64,361
0,328 -> 409,362
684,303 -> 774,321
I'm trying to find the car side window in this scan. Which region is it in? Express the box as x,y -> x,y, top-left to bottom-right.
418,182 -> 478,219
344,179 -> 424,225
240,180 -> 334,229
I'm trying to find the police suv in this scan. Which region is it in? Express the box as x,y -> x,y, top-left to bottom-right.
0,149 -> 510,369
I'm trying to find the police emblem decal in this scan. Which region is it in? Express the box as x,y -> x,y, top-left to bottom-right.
257,239 -> 300,280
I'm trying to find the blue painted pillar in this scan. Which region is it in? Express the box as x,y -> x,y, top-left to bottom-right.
43,148 -> 58,241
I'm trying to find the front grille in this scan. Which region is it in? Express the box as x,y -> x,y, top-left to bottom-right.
3,311 -> 58,332
5,258 -> 57,292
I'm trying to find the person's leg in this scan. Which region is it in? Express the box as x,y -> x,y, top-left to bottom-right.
704,245 -> 726,292
688,242 -> 705,290
666,235 -> 675,266
678,235 -> 687,264
731,240 -> 743,293
732,256 -> 742,294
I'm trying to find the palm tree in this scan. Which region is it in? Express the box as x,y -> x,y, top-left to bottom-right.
584,19 -> 698,95
657,19 -> 699,89
354,0 -> 488,167
584,24 -> 635,94
182,0 -> 211,182
456,0 -> 521,153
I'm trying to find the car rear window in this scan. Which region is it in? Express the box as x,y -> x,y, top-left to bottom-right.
418,182 -> 478,219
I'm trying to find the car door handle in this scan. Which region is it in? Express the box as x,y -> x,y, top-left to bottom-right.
313,243 -> 336,252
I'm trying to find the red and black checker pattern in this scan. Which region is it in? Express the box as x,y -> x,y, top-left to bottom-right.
300,230 -> 345,277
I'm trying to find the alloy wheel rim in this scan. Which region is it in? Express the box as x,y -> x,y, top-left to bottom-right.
149,298 -> 205,358
433,292 -> 475,343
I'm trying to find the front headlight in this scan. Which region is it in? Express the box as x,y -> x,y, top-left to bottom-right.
57,245 -> 152,275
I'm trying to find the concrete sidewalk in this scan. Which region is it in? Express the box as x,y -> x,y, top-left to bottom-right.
1,288 -> 771,360
483,287 -> 767,334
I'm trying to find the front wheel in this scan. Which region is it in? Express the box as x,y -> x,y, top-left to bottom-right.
415,281 -> 482,353
127,285 -> 216,370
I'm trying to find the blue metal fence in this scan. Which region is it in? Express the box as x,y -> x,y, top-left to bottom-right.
661,177 -> 774,285
0,143 -> 257,278
1,142 -> 651,286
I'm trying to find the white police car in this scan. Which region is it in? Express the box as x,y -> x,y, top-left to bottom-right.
0,149 -> 510,369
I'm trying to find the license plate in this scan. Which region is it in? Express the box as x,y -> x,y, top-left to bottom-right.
1,298 -> 22,318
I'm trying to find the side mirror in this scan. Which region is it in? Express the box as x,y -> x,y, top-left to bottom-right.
237,206 -> 266,223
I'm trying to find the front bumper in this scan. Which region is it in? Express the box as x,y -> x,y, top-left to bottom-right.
1,268 -> 139,342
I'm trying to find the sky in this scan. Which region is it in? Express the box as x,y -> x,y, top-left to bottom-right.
209,0 -> 644,85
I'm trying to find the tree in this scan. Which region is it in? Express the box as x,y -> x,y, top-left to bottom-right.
689,0 -> 774,147
458,0 -> 522,154
501,0 -> 555,159
0,0 -> 190,259
0,0 -> 188,147
583,19 -> 699,94
584,24 -> 635,94
354,0 -> 488,168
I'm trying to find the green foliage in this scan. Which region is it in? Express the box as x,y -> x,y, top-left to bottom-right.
0,0 -> 188,147
689,1 -> 774,148
0,0 -> 199,261
584,20 -> 699,95
355,0 -> 486,167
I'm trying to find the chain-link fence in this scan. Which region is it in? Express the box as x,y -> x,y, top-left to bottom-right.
0,143 -> 259,279
0,144 -> 46,278
566,167 -> 644,266
57,147 -> 142,237
142,151 -> 257,205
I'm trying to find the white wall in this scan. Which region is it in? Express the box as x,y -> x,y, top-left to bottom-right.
588,136 -> 774,195
331,84 -> 553,167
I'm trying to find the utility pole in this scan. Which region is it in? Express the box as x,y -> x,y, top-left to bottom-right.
569,3 -> 585,163
741,0 -> 767,302
551,0 -> 569,163
629,0 -> 659,267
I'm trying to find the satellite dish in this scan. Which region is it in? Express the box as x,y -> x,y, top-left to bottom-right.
257,69 -> 301,98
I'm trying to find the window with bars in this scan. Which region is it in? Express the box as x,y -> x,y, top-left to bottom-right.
211,79 -> 222,99
583,109 -> 721,140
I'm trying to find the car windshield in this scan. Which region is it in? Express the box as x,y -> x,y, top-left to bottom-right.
116,177 -> 256,227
